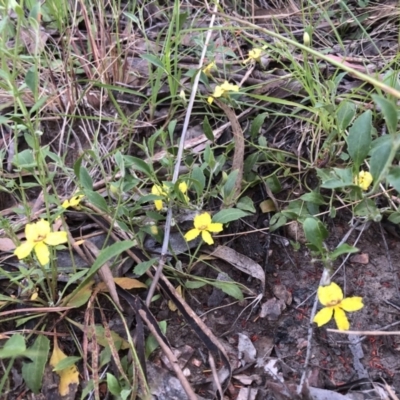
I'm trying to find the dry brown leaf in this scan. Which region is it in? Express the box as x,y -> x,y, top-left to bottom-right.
97,277 -> 147,291
0,238 -> 16,252
50,338 -> 79,396
260,199 -> 276,213
350,253 -> 369,264
168,285 -> 182,312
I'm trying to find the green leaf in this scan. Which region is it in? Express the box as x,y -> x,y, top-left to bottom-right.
299,191 -> 326,205
106,373 -> 122,396
269,213 -> 287,232
140,54 -> 165,70
12,149 -> 37,170
25,66 -> 38,95
369,137 -> 392,183
329,244 -> 359,261
79,166 -> 93,191
303,217 -> 328,251
250,112 -> 268,140
212,208 -> 251,224
133,258 -> 157,276
21,334 -> 50,394
388,213 -> 400,224
0,334 -> 26,359
124,156 -> 154,178
191,166 -> 206,197
70,241 -> 135,298
347,110 -> 372,168
336,101 -> 356,131
372,94 -> 398,135
203,116 -> 214,142
85,190 -> 108,212
185,280 -> 206,289
52,356 -> 81,371
222,169 -> 239,200
387,166 -> 400,193
210,281 -> 243,300
264,175 -> 281,193
145,321 -> 167,358
236,196 -> 256,213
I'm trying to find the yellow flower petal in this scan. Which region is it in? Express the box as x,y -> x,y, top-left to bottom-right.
194,213 -> 212,230
154,199 -> 163,211
25,222 -> 38,242
14,241 -> 35,260
333,307 -> 350,330
317,282 -> 343,306
207,222 -> 223,233
35,220 -> 51,238
34,241 -> 50,265
179,182 -> 188,194
340,297 -> 364,312
354,170 -> 373,191
61,200 -> 70,209
213,86 -> 224,98
44,231 -> 68,246
220,81 -> 239,92
313,307 -> 333,327
151,185 -> 164,196
201,230 -> 214,245
184,228 -> 200,242
207,96 -> 214,104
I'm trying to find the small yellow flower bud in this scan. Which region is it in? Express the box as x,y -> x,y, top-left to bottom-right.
303,32 -> 310,46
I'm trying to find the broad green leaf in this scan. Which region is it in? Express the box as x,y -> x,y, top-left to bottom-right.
223,169 -> 239,201
237,196 -> 256,213
52,356 -> 82,371
303,217 -> 328,251
22,335 -> 50,394
212,208 -> 251,224
68,241 -> 135,301
330,244 -> 359,261
106,373 -> 121,396
300,191 -> 326,205
145,321 -> 167,359
372,95 -> 398,135
79,167 -> 93,191
203,116 -> 214,142
347,110 -> 371,168
185,280 -> 206,289
84,190 -> 108,212
140,54 -> 165,70
387,166 -> 400,193
269,213 -> 287,232
12,149 -> 37,169
336,101 -> 356,131
124,156 -> 154,178
369,138 -> 392,183
191,166 -> 206,196
0,334 -> 26,359
388,213 -> 400,224
250,112 -> 268,140
25,66 -> 38,95
265,175 -> 281,193
133,258 -> 157,276
210,281 -> 243,300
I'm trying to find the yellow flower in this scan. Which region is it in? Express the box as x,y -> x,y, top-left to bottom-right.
203,61 -> 216,77
208,81 -> 239,104
62,195 -> 84,209
313,282 -> 364,331
152,182 -> 189,210
14,220 -> 68,266
151,184 -> 168,211
184,212 -> 223,245
245,48 -> 263,63
354,170 -> 373,191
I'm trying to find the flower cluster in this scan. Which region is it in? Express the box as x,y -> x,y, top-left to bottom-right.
244,48 -> 263,63
313,282 -> 363,331
151,182 -> 188,211
184,212 -> 223,245
354,170 -> 373,191
14,220 -> 68,266
208,81 -> 239,104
